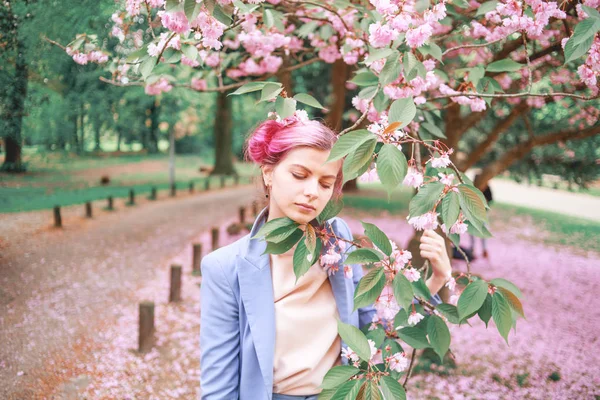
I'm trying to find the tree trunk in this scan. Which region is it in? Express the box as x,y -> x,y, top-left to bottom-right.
79,102 -> 85,153
70,111 -> 80,154
276,56 -> 294,97
1,38 -> 27,172
325,59 -> 350,131
211,90 -> 236,176
93,118 -> 102,152
148,98 -> 160,154
117,129 -> 122,152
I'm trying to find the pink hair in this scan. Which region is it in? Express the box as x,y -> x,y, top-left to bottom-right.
245,119 -> 344,199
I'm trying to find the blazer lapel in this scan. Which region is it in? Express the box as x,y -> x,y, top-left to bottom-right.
327,218 -> 350,326
238,208 -> 275,395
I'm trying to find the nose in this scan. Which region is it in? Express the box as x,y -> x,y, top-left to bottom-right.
303,178 -> 319,200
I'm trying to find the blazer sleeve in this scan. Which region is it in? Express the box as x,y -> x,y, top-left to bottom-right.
200,254 -> 240,399
335,218 -> 377,329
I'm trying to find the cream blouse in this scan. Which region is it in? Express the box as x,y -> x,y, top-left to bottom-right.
270,250 -> 342,395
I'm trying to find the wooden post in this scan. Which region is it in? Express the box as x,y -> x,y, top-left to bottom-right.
85,202 -> 92,218
189,181 -> 194,193
220,175 -> 225,188
239,206 -> 246,224
211,227 -> 219,250
129,189 -> 135,205
170,183 -> 176,197
53,206 -> 62,228
192,243 -> 202,275
107,196 -> 114,210
204,178 -> 210,191
149,187 -> 157,200
169,265 -> 182,302
138,301 -> 155,353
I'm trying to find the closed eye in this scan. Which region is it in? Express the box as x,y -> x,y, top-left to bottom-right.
292,173 -> 332,189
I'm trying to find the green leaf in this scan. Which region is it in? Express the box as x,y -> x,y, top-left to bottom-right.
360,381 -> 383,400
211,2 -> 233,25
377,144 -> 408,194
457,279 -> 488,320
564,34 -> 595,64
361,221 -> 393,256
338,321 -> 371,361
497,287 -> 525,318
321,366 -> 360,390
492,291 -> 512,344
293,93 -> 325,109
293,235 -> 321,280
475,0 -> 498,16
379,51 -> 402,86
354,267 -> 385,308
329,379 -> 362,399
265,225 -> 302,243
478,293 -> 492,327
373,90 -> 389,112
396,326 -> 430,349
252,216 -> 297,239
408,182 -> 445,217
318,199 -> 344,224
366,326 -> 386,348
263,8 -> 275,28
394,309 -> 409,328
441,191 -> 460,227
297,21 -> 319,38
486,58 -> 524,73
229,81 -> 266,96
182,44 -> 198,61
582,5 -> 600,20
166,0 -> 180,11
350,71 -> 379,86
403,52 -> 418,79
380,376 -> 407,400
365,48 -> 395,63
393,273 -> 414,311
140,57 -> 157,79
457,184 -> 487,231
259,82 -> 283,103
467,66 -> 486,85
359,85 -> 379,100
345,248 -> 384,264
418,43 -> 443,62
569,17 -> 600,47
427,315 -> 451,362
344,138 -> 376,177
275,96 -> 297,119
125,44 -> 150,63
265,228 -> 303,255
388,97 -> 416,129
327,130 -> 375,163
411,277 -> 432,300
421,122 -> 446,139
436,303 -> 460,324
184,0 -> 202,21
490,278 -> 523,299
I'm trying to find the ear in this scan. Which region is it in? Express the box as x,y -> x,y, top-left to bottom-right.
262,165 -> 274,186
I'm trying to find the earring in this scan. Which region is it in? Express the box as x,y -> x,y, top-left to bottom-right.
265,184 -> 271,198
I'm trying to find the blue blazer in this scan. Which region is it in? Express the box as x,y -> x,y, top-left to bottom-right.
199,207 -> 377,400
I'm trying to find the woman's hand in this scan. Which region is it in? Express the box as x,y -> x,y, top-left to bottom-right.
419,229 -> 452,280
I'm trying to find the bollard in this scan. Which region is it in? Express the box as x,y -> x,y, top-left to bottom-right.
169,265 -> 182,302
129,189 -> 135,205
138,301 -> 155,353
85,202 -> 92,218
149,187 -> 157,200
252,200 -> 258,216
211,227 -> 220,250
107,196 -> 114,210
239,206 -> 246,224
189,181 -> 194,193
170,183 -> 176,197
220,175 -> 225,188
204,178 -> 210,191
192,243 -> 202,275
53,206 -> 62,228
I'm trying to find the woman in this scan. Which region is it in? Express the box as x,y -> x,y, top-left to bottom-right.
200,113 -> 453,400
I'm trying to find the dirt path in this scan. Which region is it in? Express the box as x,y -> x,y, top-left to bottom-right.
0,184 -> 259,398
489,178 -> 600,222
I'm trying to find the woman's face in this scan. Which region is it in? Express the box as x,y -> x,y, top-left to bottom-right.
263,146 -> 342,225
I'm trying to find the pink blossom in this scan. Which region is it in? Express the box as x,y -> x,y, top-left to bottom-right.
375,285 -> 400,321
408,311 -> 424,325
408,212 -> 439,231
388,352 -> 410,372
406,24 -> 433,48
73,53 -> 89,65
190,78 -> 207,91
392,249 -> 412,269
430,153 -> 451,168
181,55 -> 200,67
370,0 -> 399,15
158,11 -> 190,34
145,78 -> 173,96
320,247 -> 341,267
390,13 -> 413,32
342,346 -> 360,363
403,167 -> 424,188
449,294 -> 459,305
368,21 -> 399,48
343,264 -> 353,279
403,267 -> 421,282
359,168 -> 380,183
445,276 -> 456,291
439,173 -> 455,186
368,339 -> 378,360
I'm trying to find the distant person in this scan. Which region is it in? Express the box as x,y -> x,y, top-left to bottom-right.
469,175 -> 493,259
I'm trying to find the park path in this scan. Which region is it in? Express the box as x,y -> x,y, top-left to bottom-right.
0,184 -> 258,398
488,178 -> 600,222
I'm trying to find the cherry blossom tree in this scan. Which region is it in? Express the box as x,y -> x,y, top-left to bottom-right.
49,0 -> 599,397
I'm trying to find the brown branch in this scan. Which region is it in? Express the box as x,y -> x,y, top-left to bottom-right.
402,349 -> 417,390
429,91 -> 599,101
442,38 -> 505,56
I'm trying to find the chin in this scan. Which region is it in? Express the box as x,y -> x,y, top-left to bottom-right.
288,209 -> 314,224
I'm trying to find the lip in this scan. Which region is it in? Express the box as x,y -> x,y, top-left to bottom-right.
295,203 -> 316,212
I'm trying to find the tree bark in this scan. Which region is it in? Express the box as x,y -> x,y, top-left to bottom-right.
211,90 -> 236,175
1,38 -> 27,172
325,59 -> 350,131
475,124 -> 600,190
276,56 -> 294,97
148,98 -> 160,154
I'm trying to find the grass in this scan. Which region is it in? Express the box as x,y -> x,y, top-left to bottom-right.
343,182 -> 413,215
0,151 -> 259,213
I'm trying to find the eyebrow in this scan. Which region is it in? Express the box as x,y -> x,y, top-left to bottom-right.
291,164 -> 337,180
